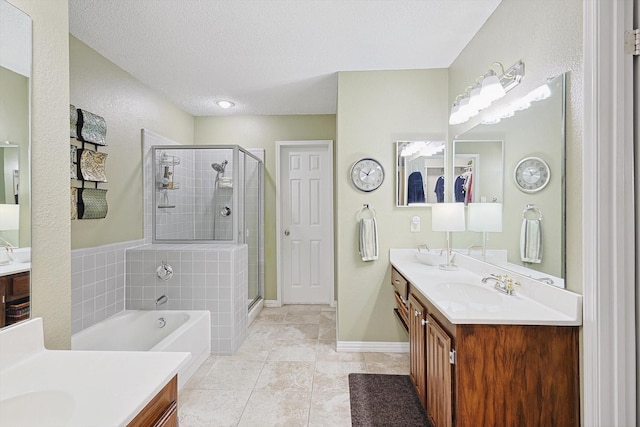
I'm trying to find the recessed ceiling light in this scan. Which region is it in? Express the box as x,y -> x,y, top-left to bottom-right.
215,100 -> 235,109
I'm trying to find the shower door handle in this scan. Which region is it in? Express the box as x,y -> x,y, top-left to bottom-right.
284,229 -> 290,236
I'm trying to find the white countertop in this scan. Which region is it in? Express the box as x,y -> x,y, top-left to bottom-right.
0,318 -> 190,427
0,262 -> 30,276
390,249 -> 582,326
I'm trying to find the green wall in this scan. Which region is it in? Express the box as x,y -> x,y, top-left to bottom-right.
194,115 -> 337,300
69,35 -> 194,250
336,69 -> 449,342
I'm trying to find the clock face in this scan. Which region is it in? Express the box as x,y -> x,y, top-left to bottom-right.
351,158 -> 385,192
514,157 -> 550,193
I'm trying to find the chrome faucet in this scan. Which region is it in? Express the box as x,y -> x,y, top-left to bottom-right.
155,295 -> 168,309
482,274 -> 519,296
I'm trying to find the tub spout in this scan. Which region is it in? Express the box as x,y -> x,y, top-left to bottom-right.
155,295 -> 168,309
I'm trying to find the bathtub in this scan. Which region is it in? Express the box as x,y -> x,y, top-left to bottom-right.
71,310 -> 210,390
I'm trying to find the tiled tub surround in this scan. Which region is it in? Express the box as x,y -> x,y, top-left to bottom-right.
71,239 -> 144,335
126,243 -> 248,354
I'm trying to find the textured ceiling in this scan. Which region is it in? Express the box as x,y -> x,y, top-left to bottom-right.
69,0 -> 501,116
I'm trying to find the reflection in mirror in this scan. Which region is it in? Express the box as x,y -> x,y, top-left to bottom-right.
396,140 -> 445,206
0,0 -> 32,327
452,140 -> 503,204
452,73 -> 565,287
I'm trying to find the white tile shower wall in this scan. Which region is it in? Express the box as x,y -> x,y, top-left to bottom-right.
126,243 -> 248,354
71,239 -> 145,335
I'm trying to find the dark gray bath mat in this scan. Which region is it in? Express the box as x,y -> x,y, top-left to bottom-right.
348,373 -> 431,426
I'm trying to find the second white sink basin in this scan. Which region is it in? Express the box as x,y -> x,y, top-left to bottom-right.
0,390 -> 75,426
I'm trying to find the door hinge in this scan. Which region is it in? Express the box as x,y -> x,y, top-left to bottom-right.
625,29 -> 640,55
449,349 -> 456,365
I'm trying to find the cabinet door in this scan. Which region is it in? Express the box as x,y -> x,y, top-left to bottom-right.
408,294 -> 427,408
426,314 -> 452,427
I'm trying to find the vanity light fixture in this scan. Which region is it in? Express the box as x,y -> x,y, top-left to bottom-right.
215,100 -> 235,109
481,80 -> 551,125
467,203 -> 503,259
431,203 -> 466,271
449,60 -> 525,125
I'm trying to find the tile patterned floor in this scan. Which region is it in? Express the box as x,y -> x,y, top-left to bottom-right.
178,304 -> 409,426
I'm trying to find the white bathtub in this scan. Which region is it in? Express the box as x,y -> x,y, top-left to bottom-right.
71,310 -> 210,389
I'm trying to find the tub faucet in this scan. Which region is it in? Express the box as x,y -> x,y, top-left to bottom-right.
155,295 -> 168,309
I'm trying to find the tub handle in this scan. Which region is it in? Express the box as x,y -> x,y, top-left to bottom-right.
156,261 -> 173,281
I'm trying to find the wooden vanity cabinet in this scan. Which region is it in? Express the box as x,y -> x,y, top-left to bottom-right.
392,267 -> 580,427
128,375 -> 178,427
408,294 -> 427,408
0,271 -> 30,328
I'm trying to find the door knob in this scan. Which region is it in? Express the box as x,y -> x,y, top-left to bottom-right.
284,229 -> 290,236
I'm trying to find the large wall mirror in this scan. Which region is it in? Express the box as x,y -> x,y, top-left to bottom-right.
395,140 -> 446,206
0,0 -> 32,327
453,73 -> 566,287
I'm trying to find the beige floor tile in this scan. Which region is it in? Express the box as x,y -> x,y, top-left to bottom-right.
254,361 -> 315,392
318,325 -> 336,341
193,359 -> 264,390
228,335 -> 274,361
313,361 -> 368,393
255,309 -> 287,323
363,352 -> 410,375
278,323 -> 320,340
285,304 -> 324,313
308,391 -> 352,427
315,341 -> 365,362
182,355 -> 219,390
284,311 -> 322,324
178,388 -> 251,427
268,339 -> 318,362
248,321 -> 282,340
237,390 -> 311,427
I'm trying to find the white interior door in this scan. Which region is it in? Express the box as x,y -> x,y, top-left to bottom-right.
277,141 -> 334,304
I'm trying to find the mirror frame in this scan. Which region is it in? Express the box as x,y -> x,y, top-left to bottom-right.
395,140 -> 446,207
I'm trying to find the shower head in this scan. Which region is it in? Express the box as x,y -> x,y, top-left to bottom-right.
211,160 -> 228,173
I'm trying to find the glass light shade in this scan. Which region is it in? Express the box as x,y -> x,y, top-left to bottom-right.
467,203 -> 503,232
432,203 -> 466,232
0,204 -> 19,230
469,83 -> 491,111
480,71 -> 506,103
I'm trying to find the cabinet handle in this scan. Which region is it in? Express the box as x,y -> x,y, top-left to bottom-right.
414,310 -> 422,317
421,319 -> 428,326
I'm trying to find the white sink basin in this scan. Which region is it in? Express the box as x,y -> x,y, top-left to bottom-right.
435,282 -> 503,311
0,390 -> 75,426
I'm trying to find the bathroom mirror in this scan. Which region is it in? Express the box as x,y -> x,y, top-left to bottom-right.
396,140 -> 446,206
0,0 -> 32,327
453,73 -> 566,286
451,140 -> 504,204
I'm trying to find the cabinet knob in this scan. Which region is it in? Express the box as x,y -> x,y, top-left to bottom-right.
421,319 -> 428,326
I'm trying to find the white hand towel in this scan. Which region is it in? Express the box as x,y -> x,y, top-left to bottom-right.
359,217 -> 379,262
520,218 -> 542,263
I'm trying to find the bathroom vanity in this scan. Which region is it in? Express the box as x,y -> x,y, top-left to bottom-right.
390,249 -> 581,427
0,318 -> 189,426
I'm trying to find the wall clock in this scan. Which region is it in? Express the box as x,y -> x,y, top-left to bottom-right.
513,156 -> 550,193
351,158 -> 385,192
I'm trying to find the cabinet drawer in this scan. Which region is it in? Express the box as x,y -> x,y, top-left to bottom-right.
127,375 -> 177,427
391,268 -> 408,300
393,291 -> 409,329
9,274 -> 29,296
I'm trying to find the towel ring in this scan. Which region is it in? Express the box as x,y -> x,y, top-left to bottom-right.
357,204 -> 376,220
522,204 -> 543,220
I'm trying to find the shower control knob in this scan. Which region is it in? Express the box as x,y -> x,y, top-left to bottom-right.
284,230 -> 290,236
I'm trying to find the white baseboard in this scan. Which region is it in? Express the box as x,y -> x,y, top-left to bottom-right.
264,299 -> 281,308
337,341 -> 409,353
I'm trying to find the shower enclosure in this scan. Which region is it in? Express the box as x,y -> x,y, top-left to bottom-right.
152,145 -> 264,308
